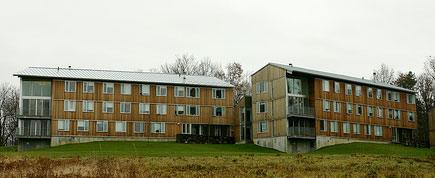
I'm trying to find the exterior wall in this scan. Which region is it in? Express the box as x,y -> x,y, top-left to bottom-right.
316,136 -> 390,149
429,110 -> 435,148
51,80 -> 234,138
18,138 -> 51,151
51,136 -> 175,147
253,136 -> 288,152
234,97 -> 245,142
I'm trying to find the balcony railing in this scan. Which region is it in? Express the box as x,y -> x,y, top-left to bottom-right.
287,105 -> 315,117
16,108 -> 51,118
288,127 -> 315,138
17,120 -> 51,138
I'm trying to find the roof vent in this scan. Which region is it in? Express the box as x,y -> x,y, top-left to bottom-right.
68,66 -> 71,69
289,63 -> 293,67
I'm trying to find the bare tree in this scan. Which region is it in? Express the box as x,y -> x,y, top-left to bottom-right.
372,63 -> 395,84
0,83 -> 19,146
425,56 -> 435,80
226,62 -> 251,103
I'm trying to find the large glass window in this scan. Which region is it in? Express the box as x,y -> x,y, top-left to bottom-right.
22,80 -> 51,97
22,99 -> 50,116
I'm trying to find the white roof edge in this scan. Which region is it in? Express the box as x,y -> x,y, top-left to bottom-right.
268,63 -> 415,93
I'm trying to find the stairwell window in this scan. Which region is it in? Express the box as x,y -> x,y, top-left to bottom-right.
65,81 -> 76,92
343,122 -> 350,134
120,102 -> 131,114
182,123 -> 191,134
156,104 -> 167,115
58,120 -> 70,131
96,121 -> 108,132
175,105 -> 185,115
115,121 -> 126,132
365,125 -> 371,135
367,88 -> 373,98
134,122 -> 145,133
408,112 -> 415,122
121,84 -> 131,95
64,100 -> 76,111
139,103 -> 150,114
320,120 -> 327,132
333,101 -> 341,113
334,82 -> 340,93
374,126 -> 383,136
186,87 -> 200,98
82,100 -> 94,112
407,94 -> 415,104
257,101 -> 268,113
103,102 -> 114,113
213,88 -> 226,99
83,81 -> 94,93
103,83 -> 114,94
257,121 -> 268,133
257,81 -> 268,94
213,106 -> 226,117
77,120 -> 89,132
356,104 -> 363,115
353,124 -> 360,134
346,103 -> 353,114
367,106 -> 374,117
330,121 -> 338,133
394,110 -> 401,120
323,100 -> 330,112
377,107 -> 383,118
139,85 -> 150,96
392,92 -> 400,102
345,84 -> 352,95
175,87 -> 185,97
322,80 -> 330,92
151,122 -> 165,133
156,85 -> 167,96
376,89 -> 382,100
355,86 -> 362,96
186,105 -> 200,116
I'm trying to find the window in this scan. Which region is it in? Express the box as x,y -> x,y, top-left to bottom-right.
387,109 -> 394,119
151,122 -> 165,133
355,86 -> 362,96
186,87 -> 200,98
134,122 -> 145,133
22,80 -> 51,97
156,104 -> 167,115
345,84 -> 352,95
65,81 -> 76,92
356,104 -> 363,115
367,106 -> 373,117
330,121 -> 338,132
287,78 -> 303,95
83,81 -> 94,93
186,105 -> 200,116
323,100 -> 330,112
320,120 -> 327,132
139,85 -> 150,96
407,94 -> 415,104
365,125 -> 371,135
333,101 -> 341,113
257,101 -> 268,113
139,103 -> 150,114
333,82 -> 340,93
77,120 -> 89,132
256,81 -> 268,94
392,92 -> 400,102
115,121 -> 126,132
213,88 -> 226,99
408,112 -> 415,122
82,100 -> 94,112
156,85 -> 167,96
103,102 -> 114,113
174,86 -> 185,97
377,107 -> 383,118
103,83 -> 114,94
374,126 -> 383,136
353,124 -> 360,134
213,106 -> 226,117
376,89 -> 382,100
322,80 -> 330,92
175,105 -> 185,115
58,120 -> 70,131
343,122 -> 350,134
346,103 -> 353,114
386,91 -> 392,101
120,102 -> 131,113
96,121 -> 108,132
121,84 -> 131,95
367,88 -> 373,98
182,123 -> 191,134
257,121 -> 268,133
394,110 -> 401,120
64,100 -> 76,111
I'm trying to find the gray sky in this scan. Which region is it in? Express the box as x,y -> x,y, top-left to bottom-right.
1,0 -> 434,86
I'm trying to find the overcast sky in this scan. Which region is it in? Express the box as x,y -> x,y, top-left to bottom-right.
1,0 -> 434,86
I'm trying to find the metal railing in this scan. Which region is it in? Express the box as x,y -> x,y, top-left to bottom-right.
287,105 -> 315,117
288,127 -> 315,137
16,108 -> 51,117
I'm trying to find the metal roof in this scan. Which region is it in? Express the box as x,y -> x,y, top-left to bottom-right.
13,67 -> 234,88
268,63 -> 415,93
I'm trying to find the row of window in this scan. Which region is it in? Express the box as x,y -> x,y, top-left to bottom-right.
322,100 -> 415,121
322,80 -> 416,104
57,120 -> 168,133
65,81 -> 226,99
319,120 -> 383,136
64,100 -> 227,117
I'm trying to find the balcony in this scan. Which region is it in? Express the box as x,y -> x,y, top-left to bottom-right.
17,120 -> 51,138
16,108 -> 51,119
288,127 -> 316,139
287,105 -> 315,118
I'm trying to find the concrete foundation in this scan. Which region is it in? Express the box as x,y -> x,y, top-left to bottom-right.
254,136 -> 288,152
316,136 -> 390,149
254,137 -> 315,153
18,138 -> 51,151
51,136 -> 176,147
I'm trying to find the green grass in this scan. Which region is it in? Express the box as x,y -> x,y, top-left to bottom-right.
309,142 -> 434,157
0,146 -> 17,152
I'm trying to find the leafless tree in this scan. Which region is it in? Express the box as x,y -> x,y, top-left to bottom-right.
0,83 -> 19,146
425,56 -> 435,80
417,64 -> 435,113
372,63 -> 396,84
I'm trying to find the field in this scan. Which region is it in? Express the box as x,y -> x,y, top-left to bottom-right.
0,142 -> 434,177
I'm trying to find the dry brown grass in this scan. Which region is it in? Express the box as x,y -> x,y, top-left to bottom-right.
0,154 -> 433,178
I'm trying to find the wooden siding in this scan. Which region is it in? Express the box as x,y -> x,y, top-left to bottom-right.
51,80 -> 234,137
